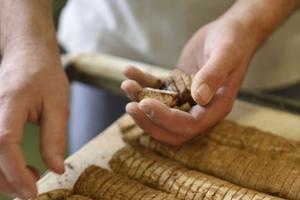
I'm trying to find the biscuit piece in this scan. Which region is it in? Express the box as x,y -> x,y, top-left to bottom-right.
137,87 -> 179,107
135,69 -> 196,111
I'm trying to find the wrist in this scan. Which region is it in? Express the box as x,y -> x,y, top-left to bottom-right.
1,35 -> 61,74
216,16 -> 265,52
0,0 -> 56,59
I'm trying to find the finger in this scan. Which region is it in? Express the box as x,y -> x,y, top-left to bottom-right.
40,101 -> 69,174
121,80 -> 143,101
0,169 -> 17,197
126,102 -> 187,145
191,48 -> 238,105
138,99 -> 198,136
0,144 -> 38,198
0,103 -> 37,198
124,66 -> 162,88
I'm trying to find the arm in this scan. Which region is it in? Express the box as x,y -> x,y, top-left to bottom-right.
0,1 -> 69,198
1,0 -> 57,58
221,0 -> 299,48
122,0 -> 300,145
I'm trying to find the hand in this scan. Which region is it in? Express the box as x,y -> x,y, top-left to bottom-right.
0,36 -> 69,198
122,19 -> 260,145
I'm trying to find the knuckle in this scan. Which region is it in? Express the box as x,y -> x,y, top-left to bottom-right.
201,68 -> 227,90
207,73 -> 225,88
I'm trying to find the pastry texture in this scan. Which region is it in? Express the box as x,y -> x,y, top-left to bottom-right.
110,145 -> 283,200
33,189 -> 73,200
73,165 -> 177,200
138,131 -> 300,200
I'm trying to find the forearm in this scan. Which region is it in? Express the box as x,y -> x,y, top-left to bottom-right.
220,0 -> 300,49
0,0 -> 59,63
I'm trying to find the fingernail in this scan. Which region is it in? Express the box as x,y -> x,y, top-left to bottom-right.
140,103 -> 154,118
126,103 -> 137,114
54,156 -> 65,174
196,83 -> 212,104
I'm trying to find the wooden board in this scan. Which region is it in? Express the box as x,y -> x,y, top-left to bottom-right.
25,99 -> 300,198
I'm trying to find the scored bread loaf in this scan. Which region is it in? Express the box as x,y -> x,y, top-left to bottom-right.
138,133 -> 300,200
73,165 -> 177,200
33,189 -> 73,200
118,116 -> 300,163
205,120 -> 300,162
109,145 -> 283,200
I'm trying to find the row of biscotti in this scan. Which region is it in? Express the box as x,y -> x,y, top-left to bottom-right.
33,189 -> 91,200
34,166 -> 177,200
73,165 -> 177,200
33,115 -> 300,200
204,120 -> 300,161
118,115 -> 300,163
37,144 -> 283,200
117,115 -> 300,199
109,145 -> 283,200
33,142 -> 289,200
137,134 -> 300,200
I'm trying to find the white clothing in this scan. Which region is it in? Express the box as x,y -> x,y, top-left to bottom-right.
58,0 -> 300,89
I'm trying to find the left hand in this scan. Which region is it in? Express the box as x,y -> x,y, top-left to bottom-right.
121,18 -> 261,145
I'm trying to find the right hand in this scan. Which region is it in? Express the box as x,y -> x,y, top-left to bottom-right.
0,35 -> 69,199
122,18 -> 259,146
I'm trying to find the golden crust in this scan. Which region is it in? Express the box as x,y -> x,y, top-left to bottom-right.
34,189 -> 73,200
73,165 -> 177,200
110,145 -> 281,200
66,195 -> 93,200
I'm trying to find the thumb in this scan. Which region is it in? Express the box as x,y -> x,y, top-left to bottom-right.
191,50 -> 236,105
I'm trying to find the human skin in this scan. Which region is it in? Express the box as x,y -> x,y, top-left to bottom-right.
0,0 -> 69,199
122,0 -> 300,145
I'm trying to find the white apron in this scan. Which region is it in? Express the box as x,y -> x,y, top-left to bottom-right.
58,0 -> 300,89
